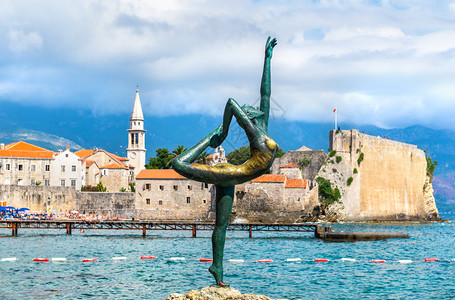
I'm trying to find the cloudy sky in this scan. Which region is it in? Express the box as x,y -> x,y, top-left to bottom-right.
1,0 -> 455,130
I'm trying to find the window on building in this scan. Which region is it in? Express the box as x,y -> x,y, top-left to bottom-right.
6,164 -> 10,171
173,185 -> 178,191
31,179 -> 35,185
45,179 -> 50,186
146,199 -> 150,205
205,183 -> 208,189
188,185 -> 192,190
186,197 -> 191,204
72,165 -> 76,172
159,200 -> 163,205
61,180 -> 65,187
203,199 -> 207,204
71,179 -> 76,187
45,165 -> 50,172
102,169 -> 108,176
18,179 -> 23,185
135,133 -> 139,144
31,165 -> 36,171
159,185 -> 164,191
18,164 -> 23,171
65,154 -> 69,157
61,165 -> 65,172
145,183 -> 151,190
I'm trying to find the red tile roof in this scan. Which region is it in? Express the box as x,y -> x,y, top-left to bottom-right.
136,169 -> 187,180
251,174 -> 286,183
285,179 -> 308,188
100,163 -> 128,170
0,141 -> 55,159
75,149 -> 96,158
280,163 -> 300,168
85,160 -> 96,168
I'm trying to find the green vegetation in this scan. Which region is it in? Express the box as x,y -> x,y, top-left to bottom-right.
315,177 -> 341,207
227,146 -> 251,165
129,182 -> 135,192
96,182 -> 107,192
353,168 -> 358,174
299,156 -> 311,167
35,181 -> 41,186
347,177 -> 353,186
357,152 -> 364,166
82,182 -> 108,192
120,187 -> 127,192
336,156 -> 342,163
329,150 -> 337,157
275,148 -> 286,158
356,148 -> 360,153
146,148 -> 173,169
425,151 -> 437,181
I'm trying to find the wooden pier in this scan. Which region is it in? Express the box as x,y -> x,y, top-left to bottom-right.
1,220 -> 319,238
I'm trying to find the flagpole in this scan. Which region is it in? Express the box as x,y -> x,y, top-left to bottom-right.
334,107 -> 337,131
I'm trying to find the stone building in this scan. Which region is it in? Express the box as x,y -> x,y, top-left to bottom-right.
75,149 -> 133,192
135,169 -> 214,220
127,89 -> 146,177
271,146 -> 326,180
0,141 -> 83,191
206,146 -> 228,166
50,146 -> 83,191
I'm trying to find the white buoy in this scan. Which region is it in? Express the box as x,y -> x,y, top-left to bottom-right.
286,258 -> 302,262
51,258 -> 67,262
169,257 -> 185,261
112,257 -> 127,260
228,259 -> 244,263
398,260 -> 413,264
1,257 -> 17,262
341,258 -> 356,262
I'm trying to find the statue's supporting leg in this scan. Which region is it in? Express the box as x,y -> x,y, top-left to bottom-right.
209,185 -> 234,287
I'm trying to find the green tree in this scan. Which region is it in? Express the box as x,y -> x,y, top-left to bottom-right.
226,146 -> 251,165
275,148 -> 286,158
96,181 -> 107,192
172,145 -> 187,157
145,148 -> 173,169
197,151 -> 208,164
425,151 -> 437,181
315,177 -> 341,206
129,182 -> 136,192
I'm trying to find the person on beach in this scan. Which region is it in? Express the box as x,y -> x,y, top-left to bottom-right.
172,37 -> 277,287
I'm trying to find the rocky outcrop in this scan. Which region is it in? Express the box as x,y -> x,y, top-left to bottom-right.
165,286 -> 288,300
423,176 -> 439,220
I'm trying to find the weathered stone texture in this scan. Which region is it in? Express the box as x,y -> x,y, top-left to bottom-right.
76,192 -> 136,218
165,286 -> 288,300
0,184 -> 77,212
320,129 -> 439,221
271,150 -> 326,180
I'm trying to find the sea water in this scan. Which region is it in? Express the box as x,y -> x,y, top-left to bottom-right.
1,218 -> 454,299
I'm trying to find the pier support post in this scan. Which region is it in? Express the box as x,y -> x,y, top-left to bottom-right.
66,223 -> 72,235
192,225 -> 197,238
142,224 -> 146,238
12,223 -> 17,236
249,225 -> 252,238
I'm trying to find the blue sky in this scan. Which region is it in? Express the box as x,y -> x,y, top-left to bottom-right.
1,0 -> 455,130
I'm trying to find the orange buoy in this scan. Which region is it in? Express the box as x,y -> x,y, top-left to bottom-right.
371,259 -> 386,263
140,256 -> 156,260
82,258 -> 98,262
258,259 -> 273,263
33,258 -> 49,262
424,258 -> 439,262
315,259 -> 329,262
199,258 -> 213,262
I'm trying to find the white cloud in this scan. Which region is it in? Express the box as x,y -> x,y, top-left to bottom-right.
8,30 -> 43,53
1,0 -> 455,130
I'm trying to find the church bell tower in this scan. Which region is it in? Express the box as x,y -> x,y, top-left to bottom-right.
127,89 -> 146,177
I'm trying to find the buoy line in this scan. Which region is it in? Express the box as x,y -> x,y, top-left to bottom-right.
1,256 -> 453,264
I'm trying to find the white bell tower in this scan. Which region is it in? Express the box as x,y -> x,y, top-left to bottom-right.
127,89 -> 146,177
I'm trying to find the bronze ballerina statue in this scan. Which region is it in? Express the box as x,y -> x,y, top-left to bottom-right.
172,37 -> 277,287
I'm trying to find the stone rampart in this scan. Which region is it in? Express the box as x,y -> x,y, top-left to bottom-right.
76,192 -> 136,218
319,129 -> 439,221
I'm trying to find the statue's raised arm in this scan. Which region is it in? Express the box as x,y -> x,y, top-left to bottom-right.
260,37 -> 277,132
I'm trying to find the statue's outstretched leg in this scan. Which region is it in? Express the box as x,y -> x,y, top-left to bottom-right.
209,185 -> 234,287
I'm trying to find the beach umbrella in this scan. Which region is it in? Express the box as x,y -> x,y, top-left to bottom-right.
50,210 -> 59,214
6,206 -> 15,209
18,208 -> 30,212
0,206 -> 7,212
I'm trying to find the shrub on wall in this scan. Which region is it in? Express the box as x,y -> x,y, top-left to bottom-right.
357,152 -> 364,166
353,168 -> 358,174
329,150 -> 337,157
315,177 -> 341,206
336,156 -> 342,163
347,177 -> 353,186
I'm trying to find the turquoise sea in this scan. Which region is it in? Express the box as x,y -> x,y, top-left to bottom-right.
1,216 -> 454,300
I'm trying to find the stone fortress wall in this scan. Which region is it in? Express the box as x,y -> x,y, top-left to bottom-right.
319,129 -> 439,221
